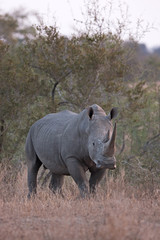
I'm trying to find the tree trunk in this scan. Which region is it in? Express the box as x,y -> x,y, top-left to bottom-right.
0,119 -> 4,153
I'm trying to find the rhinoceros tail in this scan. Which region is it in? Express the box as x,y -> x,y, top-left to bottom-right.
25,132 -> 37,163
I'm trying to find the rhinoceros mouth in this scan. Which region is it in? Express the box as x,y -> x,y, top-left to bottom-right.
96,162 -> 116,170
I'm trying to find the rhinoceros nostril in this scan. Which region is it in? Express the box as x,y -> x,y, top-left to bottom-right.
95,160 -> 102,168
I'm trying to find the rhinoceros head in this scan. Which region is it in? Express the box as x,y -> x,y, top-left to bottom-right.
87,105 -> 118,169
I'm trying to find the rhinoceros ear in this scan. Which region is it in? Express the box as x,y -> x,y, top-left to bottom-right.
107,107 -> 118,120
88,107 -> 94,120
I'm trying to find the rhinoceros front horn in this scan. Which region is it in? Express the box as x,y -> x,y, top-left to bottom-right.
109,123 -> 116,149
104,123 -> 117,155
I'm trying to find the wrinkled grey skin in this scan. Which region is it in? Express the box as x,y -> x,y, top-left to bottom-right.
25,104 -> 118,198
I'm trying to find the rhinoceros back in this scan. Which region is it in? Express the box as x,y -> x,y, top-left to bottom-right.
26,110 -> 77,173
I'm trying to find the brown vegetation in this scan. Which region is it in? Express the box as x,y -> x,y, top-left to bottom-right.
0,165 -> 160,240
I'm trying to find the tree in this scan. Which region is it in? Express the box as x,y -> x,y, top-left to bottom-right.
0,10 -> 36,44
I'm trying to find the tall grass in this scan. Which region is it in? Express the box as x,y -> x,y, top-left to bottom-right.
0,163 -> 160,240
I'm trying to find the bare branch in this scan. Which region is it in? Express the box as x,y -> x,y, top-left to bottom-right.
141,133 -> 160,155
51,81 -> 59,102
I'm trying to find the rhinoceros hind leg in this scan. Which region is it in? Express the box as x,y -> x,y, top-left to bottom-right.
49,173 -> 64,195
27,155 -> 42,199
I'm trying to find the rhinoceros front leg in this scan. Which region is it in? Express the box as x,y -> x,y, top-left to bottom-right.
66,158 -> 89,198
89,168 -> 106,194
49,173 -> 64,195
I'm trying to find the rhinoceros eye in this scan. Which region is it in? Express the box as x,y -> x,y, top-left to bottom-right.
92,142 -> 95,146
103,131 -> 110,143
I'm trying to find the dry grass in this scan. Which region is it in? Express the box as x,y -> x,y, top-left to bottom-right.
0,165 -> 160,240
